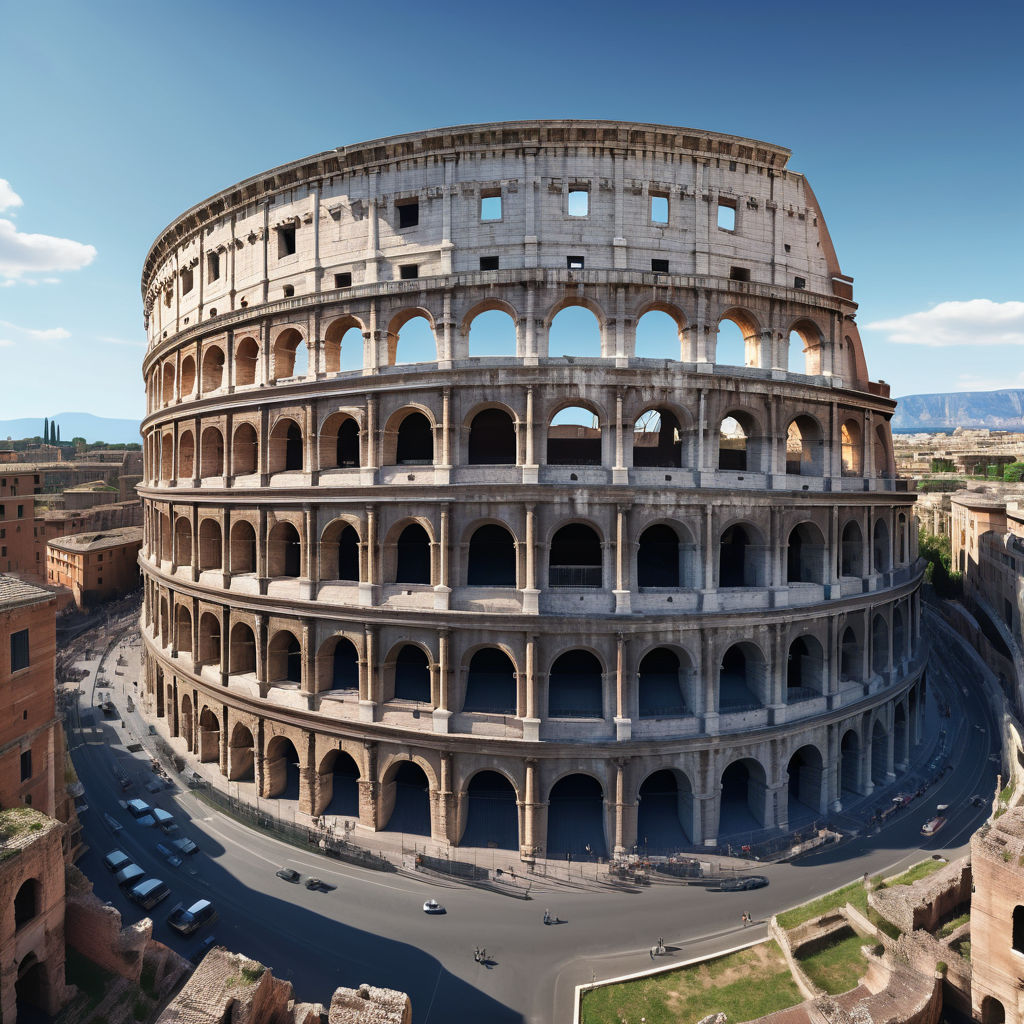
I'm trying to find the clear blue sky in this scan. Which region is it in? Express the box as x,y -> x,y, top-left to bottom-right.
1,0 -> 1022,424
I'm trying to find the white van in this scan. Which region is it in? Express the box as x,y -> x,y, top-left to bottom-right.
115,863 -> 145,888
103,849 -> 131,872
130,878 -> 171,910
152,808 -> 176,832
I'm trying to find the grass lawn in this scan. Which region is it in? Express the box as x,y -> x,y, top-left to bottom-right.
885,860 -> 944,887
580,941 -> 802,1024
776,881 -> 866,930
797,931 -> 867,995
938,912 -> 970,938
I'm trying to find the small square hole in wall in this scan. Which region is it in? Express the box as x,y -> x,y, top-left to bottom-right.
794,276 -> 806,289
277,226 -> 296,257
207,252 -> 220,282
566,256 -> 585,270
334,272 -> 352,288
282,285 -> 295,297
479,255 -> 499,271
718,204 -> 736,231
651,195 -> 668,223
784,243 -> 791,252
399,263 -> 419,280
729,266 -> 750,282
568,189 -> 589,217
651,259 -> 669,274
397,201 -> 419,228
480,194 -> 501,220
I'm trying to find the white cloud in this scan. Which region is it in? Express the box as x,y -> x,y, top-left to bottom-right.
0,338 -> 13,347
0,217 -> 97,281
98,335 -> 145,348
0,319 -> 70,340
0,180 -> 23,213
865,299 -> 1024,347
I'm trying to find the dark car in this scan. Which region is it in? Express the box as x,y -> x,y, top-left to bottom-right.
171,837 -> 199,856
719,875 -> 769,892
276,867 -> 300,883
167,899 -> 217,936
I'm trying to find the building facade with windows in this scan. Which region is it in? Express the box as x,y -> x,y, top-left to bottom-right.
138,121 -> 925,860
46,527 -> 143,611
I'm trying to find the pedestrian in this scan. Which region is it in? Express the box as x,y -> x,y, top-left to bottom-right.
747,910 -> 752,926
741,913 -> 748,927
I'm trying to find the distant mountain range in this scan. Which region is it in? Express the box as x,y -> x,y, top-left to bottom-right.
893,389 -> 1024,430
0,412 -> 141,444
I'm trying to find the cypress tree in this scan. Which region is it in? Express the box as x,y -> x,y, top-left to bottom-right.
56,423 -> 61,443
44,417 -> 49,443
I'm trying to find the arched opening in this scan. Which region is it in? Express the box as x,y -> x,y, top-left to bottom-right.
637,770 -> 693,852
198,519 -> 222,571
719,524 -> 762,588
787,522 -> 826,584
321,520 -> 360,582
873,519 -> 891,573
549,523 -> 602,589
637,524 -> 679,587
633,408 -> 682,467
160,433 -> 173,479
785,416 -> 823,476
178,430 -> 195,478
319,414 -> 360,470
198,707 -> 220,763
468,309 -> 516,357
635,309 -> 683,360
897,513 -> 908,564
394,315 -> 436,365
395,523 -> 431,584
228,721 -> 255,781
174,517 -> 193,565
393,645 -> 430,703
894,703 -> 907,760
461,771 -> 519,850
235,337 -> 260,386
789,321 -> 825,375
718,643 -> 767,711
719,758 -> 767,834
200,426 -> 224,477
324,318 -> 364,373
874,423 -> 892,478
319,636 -> 358,692
381,760 -> 430,835
787,636 -> 824,701
872,615 -> 889,676
14,878 -> 39,928
549,305 -> 602,358
787,745 -> 824,819
396,412 -> 433,465
468,408 -> 516,465
15,953 -> 50,1018
1013,906 -> 1024,954
548,406 -> 601,465
229,520 -> 256,574
269,418 -> 303,473
265,735 -> 300,799
228,618 -> 256,675
202,346 -> 225,392
162,363 -> 176,405
719,413 -> 760,471
197,613 -> 221,666
268,630 -> 301,685
841,420 -> 862,476
716,316 -> 755,367
267,522 -> 301,578
546,774 -> 607,858
273,328 -> 307,380
638,648 -> 690,718
840,730 -> 862,797
840,521 -> 863,577
180,693 -> 194,749
174,605 -> 192,654
179,355 -> 196,396
871,720 -> 890,785
840,627 -> 862,681
981,997 -> 1006,1024
232,423 -> 258,475
788,331 -> 807,374
463,648 -> 516,714
467,524 -> 516,586
319,749 -> 360,816
548,650 -> 603,718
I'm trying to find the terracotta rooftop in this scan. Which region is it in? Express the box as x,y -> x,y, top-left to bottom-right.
47,526 -> 143,553
0,573 -> 56,611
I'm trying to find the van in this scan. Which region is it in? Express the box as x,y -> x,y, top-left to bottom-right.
126,798 -> 152,818
167,899 -> 217,936
115,863 -> 145,888
152,808 -> 176,832
103,849 -> 131,872
130,878 -> 171,910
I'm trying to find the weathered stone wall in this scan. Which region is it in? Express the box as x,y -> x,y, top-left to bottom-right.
869,859 -> 971,935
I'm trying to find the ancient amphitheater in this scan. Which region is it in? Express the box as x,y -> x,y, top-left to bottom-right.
138,120 -> 925,861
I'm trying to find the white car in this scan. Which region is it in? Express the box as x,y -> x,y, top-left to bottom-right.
422,898 -> 445,914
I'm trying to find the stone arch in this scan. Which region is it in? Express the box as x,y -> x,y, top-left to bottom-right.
385,642 -> 432,703
179,354 -> 196,397
323,315 -> 366,373
160,432 -> 173,479
228,621 -> 257,675
546,772 -> 608,859
264,733 -> 301,799
981,997 -> 1006,1024
637,767 -> 694,851
637,522 -> 686,588
787,635 -> 825,701
467,522 -> 516,586
719,521 -> 767,588
180,692 -> 194,750
161,361 -> 176,405
201,345 -> 225,393
197,706 -> 220,763
15,950 -> 53,1017
840,728 -> 863,796
272,327 -> 306,381
318,412 -> 360,470
268,629 -> 301,685
200,425 -> 224,477
173,516 -> 193,566
317,747 -> 361,816
228,720 -> 255,780
873,518 -> 891,573
197,612 -> 221,667
382,406 -> 435,466
267,520 -> 301,578
231,422 -> 259,475
840,520 -> 864,577
840,623 -> 864,681
177,429 -> 195,479
634,302 -> 686,360
547,403 -> 602,465
229,519 -> 257,574
545,298 -> 605,358
315,634 -> 359,693
379,758 -> 431,835
463,303 -> 518,358
391,521 -> 432,585
467,406 -> 517,465
234,336 -> 260,386
715,307 -> 760,367
718,642 -> 769,711
874,422 -> 894,478
719,756 -> 768,833
638,646 -> 694,718
632,407 -> 684,468
841,419 -> 863,476
787,317 -> 827,375
718,409 -> 766,472
548,648 -> 604,718
14,877 -> 40,928
548,521 -> 603,589
787,744 -> 824,815
388,308 -> 437,365
462,646 -> 517,714
459,770 -> 520,850
320,518 -> 360,582
787,521 -> 827,584
870,718 -> 890,785
198,518 -> 222,571
268,416 -> 304,473
871,614 -> 890,676
785,414 -> 825,476
459,297 -> 520,340
174,603 -> 192,654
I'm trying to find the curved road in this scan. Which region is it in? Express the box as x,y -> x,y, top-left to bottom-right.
66,624 -> 998,1024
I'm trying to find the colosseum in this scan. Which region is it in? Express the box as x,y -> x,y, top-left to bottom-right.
138,120 -> 925,861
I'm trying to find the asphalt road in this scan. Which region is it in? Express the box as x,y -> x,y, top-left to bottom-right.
66,628 -> 999,1024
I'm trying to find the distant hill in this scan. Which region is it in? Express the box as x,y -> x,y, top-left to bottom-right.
894,389 -> 1024,430
0,412 -> 141,445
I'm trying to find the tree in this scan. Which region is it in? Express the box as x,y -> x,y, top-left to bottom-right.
1003,462 -> 1024,483
71,436 -> 86,452
918,529 -> 963,599
43,417 -> 49,443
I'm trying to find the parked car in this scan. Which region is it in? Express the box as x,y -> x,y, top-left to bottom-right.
126,798 -> 155,826
114,863 -> 146,889
718,875 -> 769,892
423,898 -> 445,914
171,837 -> 199,855
103,849 -> 131,872
276,867 -> 300,883
103,812 -> 124,834
130,878 -> 171,910
152,808 -> 177,833
155,842 -> 183,868
921,816 -> 947,837
167,899 -> 218,936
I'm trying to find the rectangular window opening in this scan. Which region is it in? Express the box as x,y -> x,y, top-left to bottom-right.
794,276 -> 806,289
397,201 -> 419,229
399,263 -> 419,280
568,189 -> 589,217
282,284 -> 295,297
20,750 -> 31,782
566,256 -> 585,270
11,628 -> 29,671
480,194 -> 502,221
651,259 -> 669,274
651,195 -> 669,224
277,226 -> 296,258
479,255 -> 499,271
333,272 -> 352,289
718,204 -> 736,231
180,268 -> 193,295
729,266 -> 751,282
207,252 -> 220,282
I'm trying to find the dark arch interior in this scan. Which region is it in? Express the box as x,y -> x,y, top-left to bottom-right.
229,723 -> 256,782
840,731 -> 860,798
549,523 -> 602,588
383,761 -> 430,835
718,760 -> 764,837
273,523 -> 301,578
719,646 -> 761,711
719,524 -> 752,588
841,522 -> 863,576
633,409 -> 682,467
787,524 -> 823,584
337,419 -> 360,467
464,648 -> 516,714
548,650 -> 602,718
337,525 -> 359,581
396,524 -> 430,584
467,524 -> 516,586
267,738 -> 300,800
14,879 -> 38,928
461,771 -> 519,850
15,955 -> 49,1021
321,750 -> 360,817
394,645 -> 430,703
871,723 -> 889,785
787,746 -> 823,822
396,412 -> 433,464
546,774 -> 607,859
285,421 -> 303,471
638,648 -> 687,718
637,770 -> 692,853
638,524 -> 679,588
331,638 -> 358,690
787,636 -> 822,700
468,409 -> 516,465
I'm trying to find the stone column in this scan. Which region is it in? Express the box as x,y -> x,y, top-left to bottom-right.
522,505 -> 539,614
298,730 -> 317,815
435,751 -> 454,843
360,504 -> 376,606
613,758 -> 633,856
701,631 -> 718,735
614,634 -> 631,740
523,635 -> 540,741
433,629 -> 451,734
613,391 -> 628,484
521,758 -> 539,862
523,385 -> 538,482
359,626 -> 376,723
434,505 -> 451,609
358,741 -> 378,828
438,387 -> 452,483
614,505 -> 631,613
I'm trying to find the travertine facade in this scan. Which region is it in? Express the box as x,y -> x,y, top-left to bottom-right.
138,121 -> 925,859
46,526 -> 143,611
